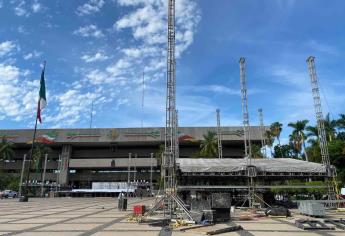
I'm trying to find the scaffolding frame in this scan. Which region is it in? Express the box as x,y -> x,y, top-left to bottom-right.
258,108 -> 267,158
306,56 -> 337,203
239,57 -> 256,207
216,109 -> 223,159
147,0 -> 193,221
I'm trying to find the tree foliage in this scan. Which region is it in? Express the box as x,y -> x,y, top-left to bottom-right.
251,144 -> 263,158
0,137 -> 15,161
199,131 -> 218,158
31,143 -> 52,171
273,144 -> 297,159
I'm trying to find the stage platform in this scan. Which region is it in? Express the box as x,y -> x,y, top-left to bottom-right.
178,158 -> 330,177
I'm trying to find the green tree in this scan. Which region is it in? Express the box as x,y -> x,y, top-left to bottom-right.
30,143 -> 52,179
306,114 -> 337,142
200,131 -> 218,158
270,122 -> 284,158
305,140 -> 321,163
324,113 -> 337,141
154,144 -> 165,165
155,144 -> 165,186
0,137 -> 15,174
306,139 -> 345,184
288,120 -> 309,161
251,144 -> 263,158
306,125 -> 319,140
0,137 -> 15,161
337,114 -> 345,128
264,130 -> 275,157
273,144 -> 297,158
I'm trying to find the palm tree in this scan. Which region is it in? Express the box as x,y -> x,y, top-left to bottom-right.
306,114 -> 337,142
306,125 -> 319,139
30,143 -> 52,178
264,130 -> 274,157
251,144 -> 263,158
200,131 -> 218,158
270,122 -> 284,158
337,114 -> 345,130
289,132 -> 303,158
323,113 -> 337,141
0,137 -> 15,169
288,120 -> 309,161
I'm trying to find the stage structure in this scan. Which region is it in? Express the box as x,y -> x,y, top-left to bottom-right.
216,109 -> 223,159
239,58 -> 269,208
147,0 -> 194,221
306,56 -> 337,203
176,158 -> 334,194
258,108 -> 267,158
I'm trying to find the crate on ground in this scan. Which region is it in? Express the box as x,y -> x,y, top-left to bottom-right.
133,205 -> 146,215
298,201 -> 325,217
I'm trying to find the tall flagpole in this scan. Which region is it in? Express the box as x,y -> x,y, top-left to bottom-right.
21,61 -> 46,202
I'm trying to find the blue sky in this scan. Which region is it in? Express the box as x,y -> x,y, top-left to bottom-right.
0,0 -> 344,143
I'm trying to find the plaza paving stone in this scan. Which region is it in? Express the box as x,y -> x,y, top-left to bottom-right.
0,197 -> 344,236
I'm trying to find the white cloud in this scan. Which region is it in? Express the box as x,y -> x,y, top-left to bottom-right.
14,1 -> 30,17
186,84 -> 239,96
23,50 -> 42,60
0,1 -> 3,9
0,63 -> 38,120
47,0 -> 201,127
85,69 -> 109,85
115,0 -> 201,58
31,0 -> 42,13
76,0 -> 105,16
45,89 -> 101,126
106,59 -> 131,76
0,41 -> 16,57
308,40 -> 338,55
269,67 -> 309,88
268,65 -> 345,128
17,26 -> 27,34
13,0 -> 43,17
81,52 -> 108,63
73,25 -> 104,38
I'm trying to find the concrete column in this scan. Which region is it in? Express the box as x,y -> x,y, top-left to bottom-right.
58,145 -> 72,187
41,154 -> 48,197
18,154 -> 27,197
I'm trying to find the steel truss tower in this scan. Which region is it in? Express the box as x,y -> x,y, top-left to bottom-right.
258,108 -> 267,158
239,58 -> 252,160
147,0 -> 193,221
306,56 -> 336,201
239,58 -> 256,208
216,109 -> 223,159
163,0 -> 178,219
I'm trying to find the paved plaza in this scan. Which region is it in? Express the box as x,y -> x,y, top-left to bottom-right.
0,198 -> 344,236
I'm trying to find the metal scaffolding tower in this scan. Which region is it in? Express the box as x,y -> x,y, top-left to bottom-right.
216,109 -> 223,159
306,56 -> 336,202
239,58 -> 252,160
258,108 -> 267,158
147,0 -> 193,221
163,0 -> 178,218
175,109 -> 179,163
239,57 -> 256,208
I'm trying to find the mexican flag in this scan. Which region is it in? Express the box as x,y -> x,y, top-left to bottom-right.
37,63 -> 46,123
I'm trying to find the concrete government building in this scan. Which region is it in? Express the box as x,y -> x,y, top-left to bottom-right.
0,127 -> 263,189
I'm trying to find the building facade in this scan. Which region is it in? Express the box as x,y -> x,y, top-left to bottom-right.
0,126 -> 263,189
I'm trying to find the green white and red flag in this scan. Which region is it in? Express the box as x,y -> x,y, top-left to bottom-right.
37,62 -> 46,123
